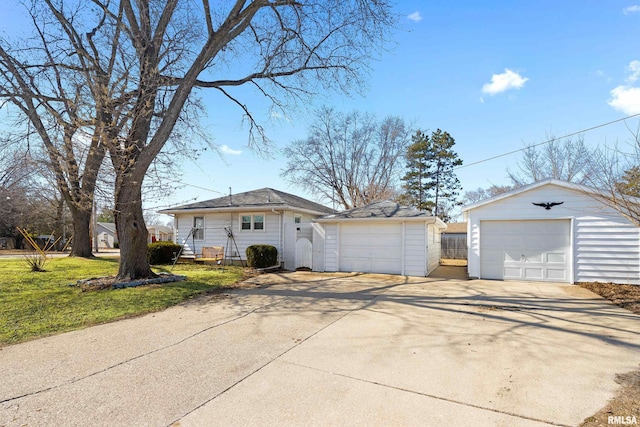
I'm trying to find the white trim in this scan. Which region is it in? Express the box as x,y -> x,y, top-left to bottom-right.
193,216 -> 205,240
238,212 -> 266,232
160,205 -> 332,216
316,216 -> 446,228
461,179 -> 615,212
401,222 -> 406,276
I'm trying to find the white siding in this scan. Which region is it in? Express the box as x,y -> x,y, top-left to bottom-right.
466,183 -> 640,284
175,212 -> 283,266
427,224 -> 442,274
404,222 -> 426,276
324,223 -> 339,272
316,220 -> 441,277
575,216 -> 640,284
311,223 -> 325,272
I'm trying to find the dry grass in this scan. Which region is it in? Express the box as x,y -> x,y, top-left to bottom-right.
579,282 -> 640,426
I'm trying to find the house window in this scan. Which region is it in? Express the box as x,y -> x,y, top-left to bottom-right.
193,216 -> 204,240
294,215 -> 301,224
239,213 -> 265,231
253,215 -> 264,230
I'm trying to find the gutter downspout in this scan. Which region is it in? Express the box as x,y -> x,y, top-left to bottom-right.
272,209 -> 283,267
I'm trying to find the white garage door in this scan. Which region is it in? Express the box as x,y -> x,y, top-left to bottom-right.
339,223 -> 402,274
480,220 -> 571,282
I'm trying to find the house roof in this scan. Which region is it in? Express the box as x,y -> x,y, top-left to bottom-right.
97,222 -> 116,234
442,222 -> 467,234
461,179 -> 598,212
148,225 -> 172,234
159,188 -> 334,215
317,200 -> 447,228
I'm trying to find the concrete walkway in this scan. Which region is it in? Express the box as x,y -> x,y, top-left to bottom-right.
1,272 -> 639,426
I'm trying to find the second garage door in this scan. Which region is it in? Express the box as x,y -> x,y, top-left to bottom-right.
480,220 -> 571,282
339,222 -> 402,274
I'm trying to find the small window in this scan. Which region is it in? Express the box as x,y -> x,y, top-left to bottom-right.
294,215 -> 301,224
193,216 -> 204,240
253,215 -> 264,230
241,215 -> 252,230
239,213 -> 265,231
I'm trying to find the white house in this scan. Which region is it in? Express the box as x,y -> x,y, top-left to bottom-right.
159,188 -> 334,269
312,200 -> 446,276
462,179 -> 640,285
147,225 -> 173,243
96,222 -> 118,249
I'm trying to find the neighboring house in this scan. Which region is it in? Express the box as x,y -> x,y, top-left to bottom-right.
462,179 -> 640,285
313,200 -> 446,276
148,225 -> 173,243
159,188 -> 335,269
441,222 -> 467,260
96,222 -> 118,249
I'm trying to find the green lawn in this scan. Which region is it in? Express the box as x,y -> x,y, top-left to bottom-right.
0,257 -> 245,346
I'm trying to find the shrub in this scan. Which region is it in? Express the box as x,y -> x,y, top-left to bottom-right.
246,244 -> 278,268
148,241 -> 182,265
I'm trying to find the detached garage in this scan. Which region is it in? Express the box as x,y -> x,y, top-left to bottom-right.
312,201 -> 446,277
463,179 -> 640,284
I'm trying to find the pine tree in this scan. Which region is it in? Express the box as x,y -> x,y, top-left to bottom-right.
400,129 -> 463,221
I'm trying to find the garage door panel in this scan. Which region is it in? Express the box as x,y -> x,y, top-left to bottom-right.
481,220 -> 571,282
339,223 -> 403,274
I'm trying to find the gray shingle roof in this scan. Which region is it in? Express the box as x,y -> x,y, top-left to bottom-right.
442,222 -> 467,234
320,200 -> 431,219
161,188 -> 334,214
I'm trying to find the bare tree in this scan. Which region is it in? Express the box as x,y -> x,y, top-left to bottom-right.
462,184 -> 513,205
0,1 -> 394,280
282,107 -> 411,209
586,128 -> 640,226
508,134 -> 594,187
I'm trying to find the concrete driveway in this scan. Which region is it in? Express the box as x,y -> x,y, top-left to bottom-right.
1,272 -> 639,426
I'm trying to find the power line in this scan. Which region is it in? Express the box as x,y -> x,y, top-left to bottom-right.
456,113 -> 640,170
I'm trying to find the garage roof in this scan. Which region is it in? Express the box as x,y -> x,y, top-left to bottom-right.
317,200 -> 446,227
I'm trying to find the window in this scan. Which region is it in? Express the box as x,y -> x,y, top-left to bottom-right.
239,213 -> 265,231
193,216 -> 204,240
294,215 -> 301,224
253,215 -> 264,230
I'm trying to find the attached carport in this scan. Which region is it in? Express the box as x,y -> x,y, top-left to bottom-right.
312,200 -> 446,277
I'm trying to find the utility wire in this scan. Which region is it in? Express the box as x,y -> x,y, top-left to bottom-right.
455,113 -> 640,170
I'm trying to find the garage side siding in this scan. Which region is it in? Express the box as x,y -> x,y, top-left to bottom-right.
427,224 -> 442,274
575,216 -> 640,285
404,222 -> 426,276
324,223 -> 339,271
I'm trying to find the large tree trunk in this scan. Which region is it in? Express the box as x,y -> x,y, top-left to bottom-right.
69,208 -> 93,258
115,181 -> 155,280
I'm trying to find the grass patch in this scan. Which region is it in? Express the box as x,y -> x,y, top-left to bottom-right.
0,257 -> 245,346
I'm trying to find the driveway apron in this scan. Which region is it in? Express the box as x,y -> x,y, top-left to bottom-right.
1,272 -> 639,427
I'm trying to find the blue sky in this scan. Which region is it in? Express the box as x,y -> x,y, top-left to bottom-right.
2,1 -> 640,217
164,1 -> 640,213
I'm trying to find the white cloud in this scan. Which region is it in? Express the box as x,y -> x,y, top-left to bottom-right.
623,5 -> 640,14
407,11 -> 422,22
608,85 -> 640,115
481,69 -> 528,96
220,144 -> 242,155
627,60 -> 640,82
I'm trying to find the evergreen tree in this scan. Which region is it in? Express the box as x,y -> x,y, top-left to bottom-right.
400,129 -> 463,221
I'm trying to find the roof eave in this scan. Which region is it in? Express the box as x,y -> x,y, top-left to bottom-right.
159,204 -> 331,216
316,216 -> 444,226
461,179 -> 599,212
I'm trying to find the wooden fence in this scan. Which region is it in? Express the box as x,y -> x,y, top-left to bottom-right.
441,235 -> 467,260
